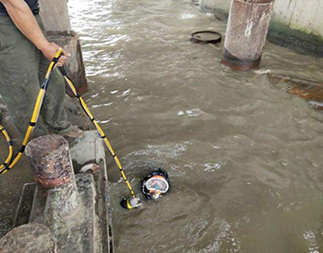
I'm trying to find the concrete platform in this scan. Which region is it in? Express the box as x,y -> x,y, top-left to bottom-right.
4,131 -> 114,253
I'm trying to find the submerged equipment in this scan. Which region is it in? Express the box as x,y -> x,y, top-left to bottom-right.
141,168 -> 170,200
0,49 -> 141,210
190,31 -> 222,44
120,197 -> 141,210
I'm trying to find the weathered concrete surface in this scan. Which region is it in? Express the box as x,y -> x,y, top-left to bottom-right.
26,135 -> 80,229
13,183 -> 36,228
39,0 -> 71,32
48,32 -> 88,96
198,0 -> 323,56
39,0 -> 88,95
69,131 -> 106,169
0,98 -> 91,238
44,174 -> 98,252
9,131 -> 114,253
70,131 -> 114,253
0,223 -> 56,253
271,0 -> 323,39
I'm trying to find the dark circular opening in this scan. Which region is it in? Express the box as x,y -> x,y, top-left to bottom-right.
238,0 -> 274,3
190,31 -> 222,44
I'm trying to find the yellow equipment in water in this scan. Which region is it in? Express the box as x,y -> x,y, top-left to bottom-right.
0,50 -> 141,209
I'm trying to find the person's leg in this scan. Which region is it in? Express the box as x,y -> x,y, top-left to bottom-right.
38,58 -> 72,133
0,16 -> 49,138
36,15 -> 73,134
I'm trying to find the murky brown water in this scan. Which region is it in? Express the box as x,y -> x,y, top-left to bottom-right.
69,0 -> 323,252
2,0 -> 323,252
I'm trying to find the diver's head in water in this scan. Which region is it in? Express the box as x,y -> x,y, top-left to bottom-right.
141,168 -> 170,200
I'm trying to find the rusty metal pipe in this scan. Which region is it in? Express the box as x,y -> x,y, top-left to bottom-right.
25,135 -> 79,217
222,0 -> 275,71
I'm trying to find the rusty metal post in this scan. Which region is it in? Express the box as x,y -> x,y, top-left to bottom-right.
222,0 -> 275,71
25,135 -> 79,218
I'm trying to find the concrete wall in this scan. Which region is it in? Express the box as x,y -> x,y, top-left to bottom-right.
199,0 -> 323,56
200,0 -> 323,37
39,0 -> 71,32
272,0 -> 323,38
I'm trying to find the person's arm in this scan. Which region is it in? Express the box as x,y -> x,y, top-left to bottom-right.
0,0 -> 68,66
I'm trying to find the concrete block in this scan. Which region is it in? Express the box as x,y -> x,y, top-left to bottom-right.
69,131 -> 105,170
13,183 -> 36,228
28,186 -> 47,224
12,131 -> 114,253
0,223 -> 56,253
50,174 -> 97,253
48,31 -> 88,96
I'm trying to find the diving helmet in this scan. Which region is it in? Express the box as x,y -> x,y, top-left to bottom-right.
141,168 -> 170,200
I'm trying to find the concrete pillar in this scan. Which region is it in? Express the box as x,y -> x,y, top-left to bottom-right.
222,0 -> 275,71
25,135 -> 79,218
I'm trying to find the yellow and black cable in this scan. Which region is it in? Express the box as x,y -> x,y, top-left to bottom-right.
0,49 -> 137,201
0,113 -> 14,173
59,66 -> 137,199
0,49 -> 63,175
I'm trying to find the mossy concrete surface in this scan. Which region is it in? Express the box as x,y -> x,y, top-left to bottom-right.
198,0 -> 323,57
268,21 -> 323,57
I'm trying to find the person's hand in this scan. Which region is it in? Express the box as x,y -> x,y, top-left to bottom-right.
40,42 -> 70,67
